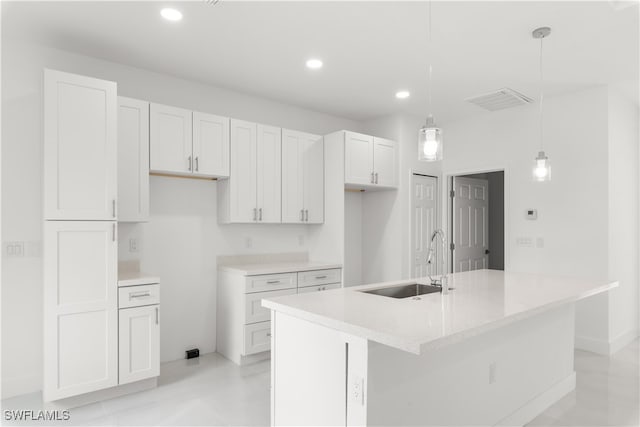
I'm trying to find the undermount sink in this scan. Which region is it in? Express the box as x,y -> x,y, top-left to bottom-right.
360,283 -> 442,299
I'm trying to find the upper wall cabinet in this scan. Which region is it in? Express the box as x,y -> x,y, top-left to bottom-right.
282,129 -> 324,224
343,131 -> 397,190
218,120 -> 281,223
150,103 -> 230,178
44,69 -> 118,220
118,97 -> 149,222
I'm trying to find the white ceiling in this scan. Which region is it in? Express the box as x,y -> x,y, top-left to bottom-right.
3,1 -> 638,123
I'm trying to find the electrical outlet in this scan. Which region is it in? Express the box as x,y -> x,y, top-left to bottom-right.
3,241 -> 25,258
129,238 -> 139,252
351,374 -> 365,405
515,237 -> 533,248
489,362 -> 497,384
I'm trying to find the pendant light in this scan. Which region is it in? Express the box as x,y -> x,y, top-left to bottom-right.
532,27 -> 551,181
418,0 -> 442,162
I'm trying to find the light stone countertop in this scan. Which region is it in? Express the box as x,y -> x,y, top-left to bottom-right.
262,269 -> 617,355
218,261 -> 342,276
118,271 -> 160,287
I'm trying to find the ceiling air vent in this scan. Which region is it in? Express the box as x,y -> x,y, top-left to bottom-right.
465,88 -> 533,111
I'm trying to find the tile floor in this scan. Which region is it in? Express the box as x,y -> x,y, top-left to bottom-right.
2,339 -> 638,426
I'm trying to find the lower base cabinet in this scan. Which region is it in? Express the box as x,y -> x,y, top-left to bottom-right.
119,305 -> 160,385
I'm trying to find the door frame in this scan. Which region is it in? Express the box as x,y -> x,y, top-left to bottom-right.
443,166 -> 509,273
408,171 -> 440,278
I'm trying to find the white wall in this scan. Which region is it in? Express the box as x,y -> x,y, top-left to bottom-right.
607,90 -> 640,350
441,86 -> 638,353
1,40 -> 362,398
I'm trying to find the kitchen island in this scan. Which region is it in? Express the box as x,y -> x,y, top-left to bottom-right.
262,269 -> 616,426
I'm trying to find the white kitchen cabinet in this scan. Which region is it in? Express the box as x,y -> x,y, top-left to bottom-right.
217,265 -> 342,365
193,111 -> 230,177
44,69 -> 117,220
281,129 -> 324,224
43,221 -> 118,401
150,103 -> 192,175
119,304 -> 160,385
341,131 -> 397,190
218,120 -> 281,223
150,104 -> 230,178
118,97 -> 149,222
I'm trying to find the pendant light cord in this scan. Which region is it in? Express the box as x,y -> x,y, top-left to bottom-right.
539,37 -> 544,152
427,0 -> 433,119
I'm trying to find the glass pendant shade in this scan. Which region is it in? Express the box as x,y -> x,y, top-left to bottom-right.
418,117 -> 442,161
532,151 -> 551,182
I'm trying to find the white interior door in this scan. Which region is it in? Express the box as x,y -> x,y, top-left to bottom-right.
373,137 -> 396,187
119,305 -> 160,385
344,132 -> 374,186
44,221 -> 118,401
149,103 -> 193,174
281,129 -> 305,223
256,124 -> 282,223
452,176 -> 489,272
192,112 -> 230,177
303,136 -> 324,223
410,174 -> 438,278
118,97 -> 149,222
230,119 -> 257,222
44,69 -> 117,220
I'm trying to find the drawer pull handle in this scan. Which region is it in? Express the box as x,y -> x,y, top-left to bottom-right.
315,275 -> 327,279
266,280 -> 281,284
130,292 -> 151,299
155,307 -> 159,325
266,333 -> 272,337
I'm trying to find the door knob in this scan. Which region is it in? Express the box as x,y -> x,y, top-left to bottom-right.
485,249 -> 490,254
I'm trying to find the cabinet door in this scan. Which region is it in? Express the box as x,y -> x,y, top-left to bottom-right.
119,305 -> 160,385
43,221 -> 118,401
344,132 -> 374,186
150,103 -> 192,174
281,130 -> 305,223
256,125 -> 282,223
118,97 -> 149,222
192,112 -> 230,177
373,137 -> 397,187
230,119 -> 258,222
303,135 -> 324,223
44,69 -> 117,220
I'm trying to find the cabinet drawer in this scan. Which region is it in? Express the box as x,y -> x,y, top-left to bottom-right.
244,321 -> 271,355
297,269 -> 341,288
118,284 -> 160,308
245,288 -> 296,324
245,273 -> 297,293
297,283 -> 341,294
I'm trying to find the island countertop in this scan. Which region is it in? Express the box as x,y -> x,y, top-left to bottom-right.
262,269 -> 617,354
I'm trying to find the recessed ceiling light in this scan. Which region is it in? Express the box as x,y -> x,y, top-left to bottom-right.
161,8 -> 183,21
305,59 -> 323,70
395,91 -> 410,99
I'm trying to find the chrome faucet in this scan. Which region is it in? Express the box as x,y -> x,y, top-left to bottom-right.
426,229 -> 449,295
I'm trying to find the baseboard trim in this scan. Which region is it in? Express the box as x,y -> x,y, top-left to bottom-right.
576,329 -> 639,355
496,372 -> 576,427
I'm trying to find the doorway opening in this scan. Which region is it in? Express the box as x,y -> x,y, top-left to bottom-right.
410,173 -> 439,278
449,171 -> 505,272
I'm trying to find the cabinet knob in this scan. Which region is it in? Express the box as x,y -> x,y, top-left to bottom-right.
259,208 -> 263,221
300,209 -> 304,221
188,156 -> 192,171
375,172 -> 378,184
195,156 -> 199,172
253,208 -> 257,221
371,172 -> 375,183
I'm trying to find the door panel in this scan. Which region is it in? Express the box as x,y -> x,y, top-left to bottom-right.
373,137 -> 396,187
44,221 -> 117,401
230,119 -> 258,222
150,103 -> 192,174
256,125 -> 282,223
303,135 -> 324,223
344,132 -> 374,185
281,130 -> 305,223
410,175 -> 438,278
44,69 -> 117,220
118,97 -> 149,222
119,305 -> 160,385
453,177 -> 489,273
193,112 -> 230,177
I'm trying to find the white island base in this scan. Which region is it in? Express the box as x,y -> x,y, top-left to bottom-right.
265,270 -> 615,426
